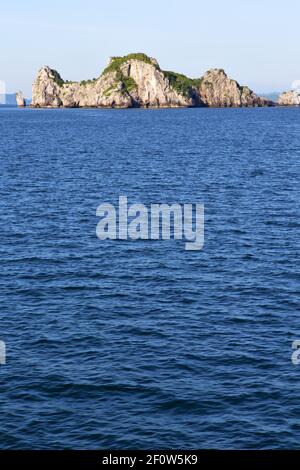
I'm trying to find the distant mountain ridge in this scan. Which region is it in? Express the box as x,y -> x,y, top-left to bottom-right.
0,93 -> 30,106
259,92 -> 281,102
0,93 -> 17,105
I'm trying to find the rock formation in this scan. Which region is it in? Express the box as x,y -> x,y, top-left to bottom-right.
31,53 -> 273,109
31,54 -> 200,108
278,90 -> 300,106
16,91 -> 26,107
199,69 -> 272,107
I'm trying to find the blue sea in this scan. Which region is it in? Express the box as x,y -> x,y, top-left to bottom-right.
0,107 -> 299,449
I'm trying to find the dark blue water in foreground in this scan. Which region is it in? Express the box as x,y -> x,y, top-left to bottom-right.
0,107 -> 299,449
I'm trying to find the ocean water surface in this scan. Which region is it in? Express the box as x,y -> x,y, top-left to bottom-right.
0,107 -> 299,449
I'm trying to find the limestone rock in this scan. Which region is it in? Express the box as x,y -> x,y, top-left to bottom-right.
199,69 -> 272,107
278,90 -> 300,106
31,54 -> 198,108
118,59 -> 195,107
31,66 -> 63,107
16,90 -> 26,107
31,53 -> 274,109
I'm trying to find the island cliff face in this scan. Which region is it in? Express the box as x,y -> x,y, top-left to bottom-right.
199,69 -> 270,107
31,53 -> 273,109
32,55 -> 199,108
278,90 -> 300,106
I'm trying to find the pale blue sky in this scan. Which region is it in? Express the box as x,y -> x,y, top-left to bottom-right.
1,0 -> 299,97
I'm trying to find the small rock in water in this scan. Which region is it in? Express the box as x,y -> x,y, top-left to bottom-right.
16,91 -> 26,107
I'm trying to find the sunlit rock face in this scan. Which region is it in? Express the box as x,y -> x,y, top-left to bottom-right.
278,90 -> 300,106
199,69 -> 272,107
16,91 -> 26,107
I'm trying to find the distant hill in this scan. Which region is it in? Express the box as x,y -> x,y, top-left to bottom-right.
2,93 -> 17,105
259,92 -> 281,102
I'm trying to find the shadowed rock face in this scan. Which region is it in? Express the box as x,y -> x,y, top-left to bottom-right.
278,90 -> 300,106
31,54 -> 273,109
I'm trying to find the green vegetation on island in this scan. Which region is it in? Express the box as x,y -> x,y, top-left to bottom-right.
51,69 -> 65,87
102,53 -> 203,98
162,71 -> 203,97
51,54 -> 203,99
102,53 -> 160,75
79,78 -> 98,87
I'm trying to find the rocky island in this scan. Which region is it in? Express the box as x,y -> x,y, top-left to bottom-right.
31,53 -> 274,109
278,90 -> 300,106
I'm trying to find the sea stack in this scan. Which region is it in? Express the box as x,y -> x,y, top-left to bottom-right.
16,91 -> 26,107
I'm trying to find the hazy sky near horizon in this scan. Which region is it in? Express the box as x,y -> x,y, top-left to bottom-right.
1,0 -> 299,97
